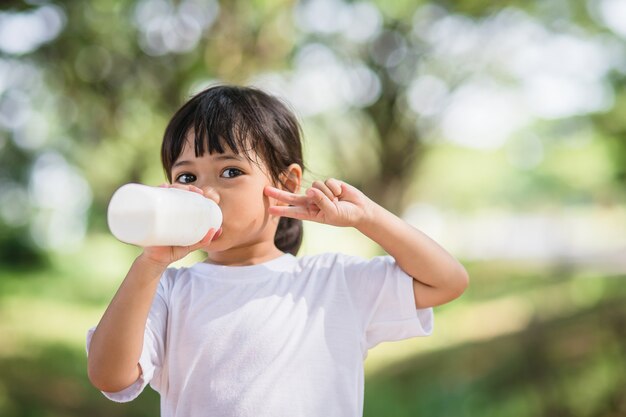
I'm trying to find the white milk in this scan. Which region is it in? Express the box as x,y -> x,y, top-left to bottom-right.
107,183 -> 222,247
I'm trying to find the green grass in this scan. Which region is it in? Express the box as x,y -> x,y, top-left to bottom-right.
364,298 -> 626,417
0,343 -> 160,417
1,236 -> 625,416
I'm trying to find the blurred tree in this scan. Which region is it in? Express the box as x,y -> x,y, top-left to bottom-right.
591,73 -> 626,187
0,0 -> 297,261
1,0 -> 626,264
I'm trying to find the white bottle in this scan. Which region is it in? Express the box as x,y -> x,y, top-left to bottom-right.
107,183 -> 222,247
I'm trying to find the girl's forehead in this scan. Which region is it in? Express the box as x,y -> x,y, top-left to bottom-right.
180,130 -> 252,157
175,137 -> 269,172
178,136 -> 253,161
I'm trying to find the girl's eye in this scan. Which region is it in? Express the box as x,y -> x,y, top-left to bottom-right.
221,168 -> 243,179
176,173 -> 197,184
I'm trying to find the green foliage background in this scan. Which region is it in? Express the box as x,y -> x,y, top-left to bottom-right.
1,0 -> 625,416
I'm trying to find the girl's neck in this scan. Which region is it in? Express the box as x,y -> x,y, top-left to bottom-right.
203,242 -> 285,267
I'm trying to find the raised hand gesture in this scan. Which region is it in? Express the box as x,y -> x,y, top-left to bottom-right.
264,178 -> 373,228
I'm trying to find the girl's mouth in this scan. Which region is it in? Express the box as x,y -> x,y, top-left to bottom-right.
212,227 -> 223,240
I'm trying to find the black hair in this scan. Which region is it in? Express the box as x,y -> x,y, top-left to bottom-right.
161,85 -> 304,255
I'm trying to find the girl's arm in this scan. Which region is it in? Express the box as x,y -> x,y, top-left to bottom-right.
87,255 -> 167,392
356,202 -> 469,308
88,185 -> 216,392
265,179 -> 468,309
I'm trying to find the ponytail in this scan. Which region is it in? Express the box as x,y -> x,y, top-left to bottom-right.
274,217 -> 303,255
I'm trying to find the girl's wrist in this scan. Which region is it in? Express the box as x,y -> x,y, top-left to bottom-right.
354,199 -> 382,234
136,253 -> 170,275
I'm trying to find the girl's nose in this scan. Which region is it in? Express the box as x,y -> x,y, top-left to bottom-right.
201,186 -> 220,204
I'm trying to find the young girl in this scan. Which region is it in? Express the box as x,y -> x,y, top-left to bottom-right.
87,85 -> 468,416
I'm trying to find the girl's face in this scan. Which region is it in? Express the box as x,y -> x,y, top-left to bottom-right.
170,137 -> 286,265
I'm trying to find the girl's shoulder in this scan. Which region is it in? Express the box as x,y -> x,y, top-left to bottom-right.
297,252 -> 400,278
155,265 -> 189,292
296,252 -> 373,271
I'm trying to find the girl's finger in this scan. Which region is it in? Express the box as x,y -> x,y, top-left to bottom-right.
166,183 -> 204,195
308,187 -> 337,213
264,186 -> 308,206
268,205 -> 311,220
187,185 -> 204,195
312,180 -> 335,202
325,178 -> 342,197
188,228 -> 217,251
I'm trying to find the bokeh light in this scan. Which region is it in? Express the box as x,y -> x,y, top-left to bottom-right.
0,5 -> 65,55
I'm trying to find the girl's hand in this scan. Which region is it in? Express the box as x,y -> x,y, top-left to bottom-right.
264,178 -> 373,228
140,184 -> 218,267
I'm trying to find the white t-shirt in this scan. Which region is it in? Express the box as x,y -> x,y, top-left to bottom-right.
87,252 -> 434,417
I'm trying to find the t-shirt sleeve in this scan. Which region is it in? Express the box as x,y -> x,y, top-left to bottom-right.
340,254 -> 434,351
85,269 -> 172,402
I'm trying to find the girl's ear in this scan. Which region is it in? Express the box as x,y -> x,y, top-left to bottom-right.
280,163 -> 302,194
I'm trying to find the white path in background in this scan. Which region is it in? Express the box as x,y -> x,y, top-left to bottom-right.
404,205 -> 626,271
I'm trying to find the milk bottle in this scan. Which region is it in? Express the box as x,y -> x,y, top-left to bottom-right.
107,183 -> 222,247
